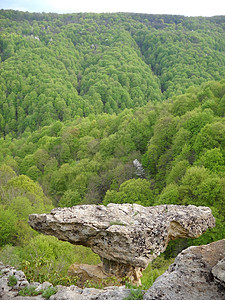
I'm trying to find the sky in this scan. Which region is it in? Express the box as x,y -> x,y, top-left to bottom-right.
1,0 -> 225,17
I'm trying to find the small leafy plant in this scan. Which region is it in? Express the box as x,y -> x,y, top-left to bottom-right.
18,286 -> 41,296
18,286 -> 57,299
124,288 -> 143,299
42,287 -> 57,299
124,282 -> 144,300
8,275 -> 17,287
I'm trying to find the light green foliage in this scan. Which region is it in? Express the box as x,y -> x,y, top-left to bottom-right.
170,94 -> 199,117
18,286 -> 57,299
193,122 -> 225,155
18,234 -> 100,285
26,165 -> 42,181
4,175 -> 46,211
18,286 -> 41,297
59,190 -> 82,207
180,108 -> 214,136
143,114 -> 177,177
0,164 -> 16,186
141,256 -> 174,289
9,196 -> 33,220
0,206 -> 18,246
0,171 -> 52,246
156,184 -> 180,205
42,287 -> 58,299
180,166 -> 223,208
103,178 -> 154,206
195,148 -> 224,173
166,160 -> 190,184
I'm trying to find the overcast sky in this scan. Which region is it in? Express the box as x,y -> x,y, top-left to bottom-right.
1,0 -> 225,16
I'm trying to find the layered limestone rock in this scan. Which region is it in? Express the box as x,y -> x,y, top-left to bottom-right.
144,239 -> 225,300
29,204 -> 215,284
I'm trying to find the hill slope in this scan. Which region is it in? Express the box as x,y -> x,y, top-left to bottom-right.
0,11 -> 225,135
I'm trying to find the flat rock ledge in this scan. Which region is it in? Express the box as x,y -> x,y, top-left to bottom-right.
144,239 -> 225,300
29,204 -> 215,285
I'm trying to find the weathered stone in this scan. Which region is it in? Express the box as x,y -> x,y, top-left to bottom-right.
0,263 -> 30,299
35,281 -> 53,292
133,159 -> 145,177
212,258 -> 225,286
49,285 -> 132,300
68,261 -> 143,287
144,239 -> 225,300
15,296 -> 44,299
81,286 -> 132,299
68,263 -> 108,287
49,285 -> 82,300
29,203 -> 215,284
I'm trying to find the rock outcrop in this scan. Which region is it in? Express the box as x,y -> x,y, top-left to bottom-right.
29,204 -> 215,284
0,261 -> 132,299
1,240 -> 224,299
0,261 -> 29,299
133,159 -> 145,177
144,239 -> 225,300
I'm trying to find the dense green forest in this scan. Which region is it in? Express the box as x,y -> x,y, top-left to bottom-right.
0,10 -> 224,288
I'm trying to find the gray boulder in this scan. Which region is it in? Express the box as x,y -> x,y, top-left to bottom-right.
144,239 -> 225,300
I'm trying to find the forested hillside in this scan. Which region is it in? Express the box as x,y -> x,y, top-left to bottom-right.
0,10 -> 224,288
0,11 -> 225,135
